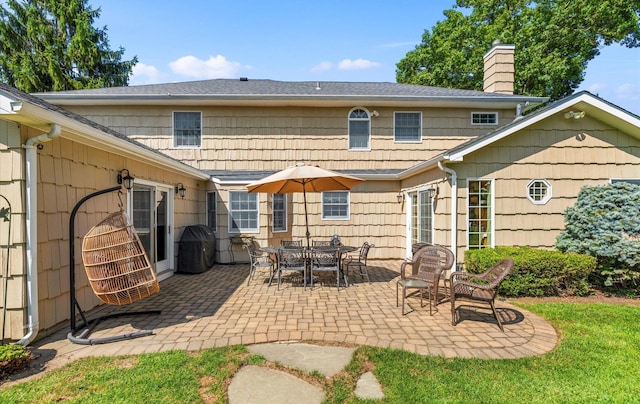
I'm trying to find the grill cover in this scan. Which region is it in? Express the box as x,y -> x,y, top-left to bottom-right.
178,225 -> 216,273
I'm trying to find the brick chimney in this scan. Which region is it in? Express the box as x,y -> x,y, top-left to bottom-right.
483,40 -> 515,94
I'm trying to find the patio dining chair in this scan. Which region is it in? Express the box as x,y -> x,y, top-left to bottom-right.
243,243 -> 275,286
312,240 -> 331,247
450,258 -> 513,331
399,245 -> 454,314
310,249 -> 342,290
343,242 -> 374,283
274,248 -> 307,290
281,240 -> 303,248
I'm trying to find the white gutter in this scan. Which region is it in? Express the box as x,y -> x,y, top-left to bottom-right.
438,161 -> 458,268
18,124 -> 61,345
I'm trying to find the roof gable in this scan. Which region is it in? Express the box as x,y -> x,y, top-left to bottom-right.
444,91 -> 640,162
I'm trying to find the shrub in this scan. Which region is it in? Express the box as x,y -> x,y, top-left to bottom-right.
464,246 -> 596,297
0,344 -> 31,379
556,182 -> 640,292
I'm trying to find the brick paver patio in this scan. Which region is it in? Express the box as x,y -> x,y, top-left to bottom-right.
31,261 -> 557,369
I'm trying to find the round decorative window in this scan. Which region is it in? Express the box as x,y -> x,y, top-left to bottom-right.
527,179 -> 552,204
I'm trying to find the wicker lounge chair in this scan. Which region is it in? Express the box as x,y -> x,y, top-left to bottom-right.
450,258 -> 513,331
399,245 -> 454,314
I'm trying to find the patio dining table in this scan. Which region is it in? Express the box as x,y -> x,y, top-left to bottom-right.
258,245 -> 358,286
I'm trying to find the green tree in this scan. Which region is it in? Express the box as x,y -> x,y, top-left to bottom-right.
396,0 -> 640,100
0,0 -> 137,92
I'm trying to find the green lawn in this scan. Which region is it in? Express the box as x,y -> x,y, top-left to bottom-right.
1,303 -> 638,403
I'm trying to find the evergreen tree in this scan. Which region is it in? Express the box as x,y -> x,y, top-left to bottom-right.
556,182 -> 640,288
0,0 -> 137,92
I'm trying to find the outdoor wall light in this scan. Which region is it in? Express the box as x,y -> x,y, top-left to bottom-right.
175,183 -> 186,199
117,169 -> 135,190
396,192 -> 404,203
564,110 -> 585,120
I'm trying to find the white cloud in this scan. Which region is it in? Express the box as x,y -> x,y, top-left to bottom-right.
337,58 -> 381,71
615,83 -> 639,101
311,61 -> 333,73
130,63 -> 168,85
168,55 -> 249,79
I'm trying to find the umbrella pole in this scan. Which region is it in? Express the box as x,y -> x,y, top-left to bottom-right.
303,187 -> 310,249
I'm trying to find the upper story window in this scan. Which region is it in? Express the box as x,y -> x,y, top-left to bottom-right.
527,179 -> 552,205
206,191 -> 217,229
228,191 -> 259,233
173,111 -> 201,148
272,194 -> 287,232
394,112 -> 422,142
322,191 -> 350,220
471,112 -> 498,125
348,108 -> 370,150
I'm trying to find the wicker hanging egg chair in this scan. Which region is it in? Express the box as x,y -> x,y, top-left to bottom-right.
81,210 -> 160,305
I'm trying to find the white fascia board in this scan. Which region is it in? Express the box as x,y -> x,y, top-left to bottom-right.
210,177 -> 253,185
397,156 -> 444,179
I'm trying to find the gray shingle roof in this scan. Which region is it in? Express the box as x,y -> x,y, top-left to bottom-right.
34,79 -> 541,101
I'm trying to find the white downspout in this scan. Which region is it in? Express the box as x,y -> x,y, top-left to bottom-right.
18,124 -> 61,345
438,161 -> 458,268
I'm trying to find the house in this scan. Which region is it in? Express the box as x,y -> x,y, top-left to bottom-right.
1,42 -> 639,343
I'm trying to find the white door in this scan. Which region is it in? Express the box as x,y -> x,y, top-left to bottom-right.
405,188 -> 435,257
131,183 -> 174,280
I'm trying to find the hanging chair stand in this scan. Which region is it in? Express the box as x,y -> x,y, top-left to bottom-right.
68,186 -> 160,345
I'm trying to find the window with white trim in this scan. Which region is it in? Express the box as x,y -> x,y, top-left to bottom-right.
173,111 -> 201,148
527,179 -> 552,204
206,191 -> 217,229
272,194 -> 287,232
410,188 -> 434,245
471,112 -> 498,125
468,179 -> 493,249
394,112 -> 422,142
611,179 -> 640,185
322,191 -> 350,219
228,191 -> 258,233
348,108 -> 370,150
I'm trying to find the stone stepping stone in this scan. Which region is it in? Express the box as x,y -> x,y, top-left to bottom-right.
247,342 -> 356,377
228,365 -> 324,404
355,371 -> 384,400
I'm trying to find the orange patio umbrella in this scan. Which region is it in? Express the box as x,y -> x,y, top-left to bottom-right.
246,163 -> 363,248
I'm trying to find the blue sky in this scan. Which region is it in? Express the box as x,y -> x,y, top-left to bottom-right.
97,0 -> 639,115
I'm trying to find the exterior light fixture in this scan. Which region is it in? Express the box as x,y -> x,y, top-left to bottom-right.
175,183 -> 186,199
117,169 -> 134,190
564,110 -> 585,119
396,192 -> 404,203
